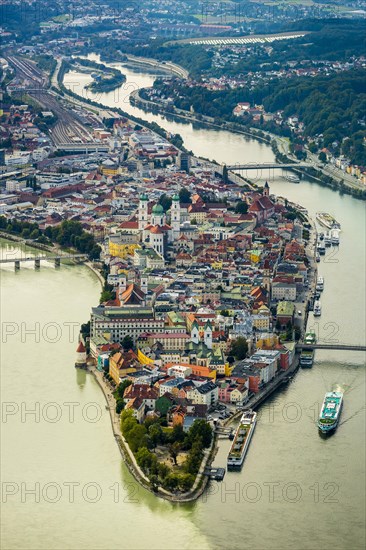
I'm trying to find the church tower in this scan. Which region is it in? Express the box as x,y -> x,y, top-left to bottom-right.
204,320 -> 213,350
171,194 -> 181,241
191,320 -> 200,345
138,193 -> 148,230
263,181 -> 270,197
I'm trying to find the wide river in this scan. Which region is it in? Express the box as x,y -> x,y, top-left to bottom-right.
1,58 -> 365,550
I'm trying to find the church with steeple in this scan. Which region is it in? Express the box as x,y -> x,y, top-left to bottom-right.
137,193 -> 182,257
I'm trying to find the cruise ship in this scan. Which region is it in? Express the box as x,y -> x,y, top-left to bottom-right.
316,212 -> 341,230
313,300 -> 322,316
318,392 -> 343,434
316,276 -> 324,292
227,410 -> 257,470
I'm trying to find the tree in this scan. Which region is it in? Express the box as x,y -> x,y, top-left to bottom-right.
188,419 -> 212,448
159,193 -> 172,212
230,337 -> 248,360
117,379 -> 132,399
318,151 -> 327,163
185,439 -> 204,475
235,201 -> 248,214
121,335 -> 134,351
149,423 -> 163,449
179,187 -> 191,204
136,447 -> 158,473
171,423 -> 185,443
164,473 -> 180,491
116,398 -> 125,414
127,424 -> 147,453
168,441 -> 181,465
222,164 -> 228,183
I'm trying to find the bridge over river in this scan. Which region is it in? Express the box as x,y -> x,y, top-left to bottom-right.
0,254 -> 88,269
225,162 -> 309,171
297,343 -> 366,352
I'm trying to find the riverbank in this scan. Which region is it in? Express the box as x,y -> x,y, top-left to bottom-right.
86,363 -> 213,503
130,88 -> 366,199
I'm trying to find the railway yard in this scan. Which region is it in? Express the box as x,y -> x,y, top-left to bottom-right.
6,55 -> 97,148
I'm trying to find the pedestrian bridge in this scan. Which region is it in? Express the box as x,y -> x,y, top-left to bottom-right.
0,254 -> 88,269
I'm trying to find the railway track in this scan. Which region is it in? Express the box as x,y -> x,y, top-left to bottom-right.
7,55 -> 94,146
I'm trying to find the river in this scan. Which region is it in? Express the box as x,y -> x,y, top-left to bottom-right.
1,58 -> 365,550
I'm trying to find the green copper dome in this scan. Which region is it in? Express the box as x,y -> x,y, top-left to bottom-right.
152,204 -> 164,214
140,193 -> 148,201
172,194 -> 180,201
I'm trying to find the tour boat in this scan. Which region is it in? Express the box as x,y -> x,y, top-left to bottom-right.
300,350 -> 314,368
318,392 -> 343,434
286,174 -> 300,183
316,212 -> 341,230
313,300 -> 322,316
316,276 -> 324,292
331,228 -> 340,245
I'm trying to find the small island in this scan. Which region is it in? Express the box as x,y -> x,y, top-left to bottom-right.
74,57 -> 126,93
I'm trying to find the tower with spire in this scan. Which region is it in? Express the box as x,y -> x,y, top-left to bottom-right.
191,319 -> 200,344
138,193 -> 148,230
171,194 -> 181,241
204,320 -> 213,350
263,181 -> 270,197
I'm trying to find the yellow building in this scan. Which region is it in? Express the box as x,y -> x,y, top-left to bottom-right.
109,239 -> 140,259
256,333 -> 279,350
250,249 -> 262,264
109,352 -> 137,385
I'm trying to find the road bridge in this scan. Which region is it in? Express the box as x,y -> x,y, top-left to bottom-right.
0,254 -> 88,269
226,163 -> 308,171
297,344 -> 366,352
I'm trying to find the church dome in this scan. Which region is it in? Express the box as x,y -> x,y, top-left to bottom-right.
152,204 -> 164,214
172,194 -> 180,201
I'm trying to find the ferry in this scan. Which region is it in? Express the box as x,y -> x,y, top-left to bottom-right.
325,232 -> 332,247
286,173 -> 300,183
300,349 -> 314,368
316,276 -> 324,291
317,242 -> 326,255
316,212 -> 341,230
227,410 -> 257,470
318,392 -> 343,434
313,300 -> 322,316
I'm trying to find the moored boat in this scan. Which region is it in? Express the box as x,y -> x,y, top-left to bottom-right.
316,276 -> 324,291
227,410 -> 257,470
316,212 -> 341,230
304,331 -> 317,346
331,228 -> 340,245
318,392 -> 343,434
286,173 -> 300,183
314,300 -> 322,316
300,349 -> 314,368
